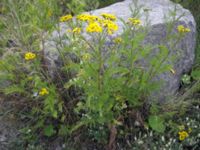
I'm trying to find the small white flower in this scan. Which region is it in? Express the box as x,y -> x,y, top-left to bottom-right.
134,121 -> 140,126
33,92 -> 38,97
62,144 -> 66,148
26,129 -> 31,134
166,143 -> 170,147
72,78 -> 78,82
150,131 -> 153,137
134,136 -> 137,140
162,136 -> 165,142
72,47 -> 77,51
138,140 -> 144,144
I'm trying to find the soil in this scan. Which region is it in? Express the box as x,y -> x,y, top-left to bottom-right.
0,97 -> 20,150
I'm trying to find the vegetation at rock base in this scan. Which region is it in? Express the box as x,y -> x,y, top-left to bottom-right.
0,0 -> 200,149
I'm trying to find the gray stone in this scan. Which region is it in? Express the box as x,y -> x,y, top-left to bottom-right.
43,0 -> 196,101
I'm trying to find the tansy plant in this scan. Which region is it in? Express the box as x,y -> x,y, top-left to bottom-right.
60,10 -> 191,136
0,0 -> 192,146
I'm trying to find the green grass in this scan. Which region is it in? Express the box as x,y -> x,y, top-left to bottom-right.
98,0 -> 123,8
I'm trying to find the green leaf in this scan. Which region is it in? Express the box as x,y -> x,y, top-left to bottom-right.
58,125 -> 69,136
150,104 -> 160,114
64,79 -> 76,89
0,73 -> 15,81
52,110 -> 58,118
3,85 -> 24,95
181,74 -> 191,84
191,70 -> 200,80
148,115 -> 166,133
44,125 -> 55,137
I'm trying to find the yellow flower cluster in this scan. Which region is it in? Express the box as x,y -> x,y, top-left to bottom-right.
76,13 -> 118,34
39,88 -> 49,96
61,13 -> 119,34
178,131 -> 189,141
128,18 -> 141,26
101,19 -> 118,35
60,14 -> 73,22
76,14 -> 90,21
86,22 -> 103,33
101,13 -> 117,21
77,14 -> 100,22
177,25 -> 190,33
24,52 -> 36,60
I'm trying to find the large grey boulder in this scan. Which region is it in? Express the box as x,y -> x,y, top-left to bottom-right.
43,0 -> 196,101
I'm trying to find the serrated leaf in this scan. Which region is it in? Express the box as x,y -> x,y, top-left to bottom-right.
148,115 -> 165,133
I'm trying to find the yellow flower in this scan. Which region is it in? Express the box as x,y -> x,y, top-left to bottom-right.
67,29 -> 72,33
101,20 -> 118,35
86,22 -> 102,33
82,53 -> 91,61
77,14 -> 90,21
72,27 -> 81,34
178,131 -> 189,141
47,9 -> 53,17
177,25 -> 190,33
128,18 -> 141,26
114,37 -> 122,44
39,88 -> 49,96
24,52 -> 36,60
177,25 -> 185,32
184,28 -> 191,32
101,13 -> 117,21
27,76 -> 33,81
88,15 -> 101,23
114,94 -> 124,101
77,14 -> 100,23
59,14 -> 73,22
